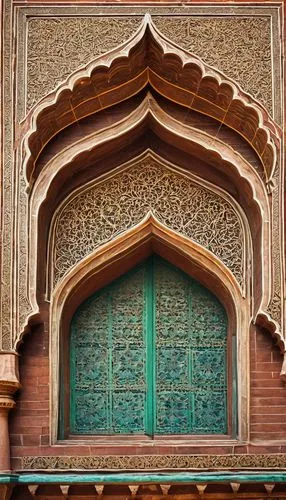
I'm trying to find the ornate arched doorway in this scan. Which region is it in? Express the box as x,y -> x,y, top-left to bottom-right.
1,10 -> 284,496
66,255 -> 230,437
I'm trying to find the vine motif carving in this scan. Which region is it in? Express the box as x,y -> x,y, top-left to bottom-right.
26,18 -> 142,110
26,16 -> 272,113
154,17 -> 272,113
267,165 -> 281,324
52,158 -> 244,287
1,0 -> 14,349
22,454 -> 286,470
18,175 -> 31,333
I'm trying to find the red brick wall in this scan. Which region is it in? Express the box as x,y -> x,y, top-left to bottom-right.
250,327 -> 286,441
10,323 -> 50,469
9,323 -> 286,470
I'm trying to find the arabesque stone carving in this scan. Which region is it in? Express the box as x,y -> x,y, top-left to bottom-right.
27,17 -> 141,109
26,16 -> 272,113
22,453 -> 286,470
155,17 -> 272,113
52,157 -> 244,287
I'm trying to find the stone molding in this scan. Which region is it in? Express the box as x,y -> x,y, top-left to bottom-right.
0,353 -> 20,472
0,353 -> 20,398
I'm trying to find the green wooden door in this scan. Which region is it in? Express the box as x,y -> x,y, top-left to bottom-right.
70,256 -> 227,435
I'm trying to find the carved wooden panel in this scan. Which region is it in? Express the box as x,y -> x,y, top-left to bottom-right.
70,266 -> 146,434
70,256 -> 227,435
154,258 -> 227,434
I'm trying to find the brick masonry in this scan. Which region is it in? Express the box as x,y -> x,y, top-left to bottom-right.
9,323 -> 286,469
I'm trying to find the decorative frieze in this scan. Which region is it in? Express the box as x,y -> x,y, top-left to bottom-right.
22,453 -> 286,470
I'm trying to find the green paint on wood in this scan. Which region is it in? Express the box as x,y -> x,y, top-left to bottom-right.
70,256 -> 228,435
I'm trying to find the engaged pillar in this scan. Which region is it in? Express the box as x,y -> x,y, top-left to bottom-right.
0,353 -> 20,472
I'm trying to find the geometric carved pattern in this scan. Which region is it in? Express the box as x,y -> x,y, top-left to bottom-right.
22,454 -> 286,470
70,257 -> 228,435
53,157 -> 244,286
26,16 -> 272,114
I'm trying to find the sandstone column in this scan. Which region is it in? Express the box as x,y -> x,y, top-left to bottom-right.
0,353 -> 20,472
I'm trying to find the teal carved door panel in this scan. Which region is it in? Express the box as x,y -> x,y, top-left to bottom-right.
154,259 -> 227,434
70,266 -> 148,434
70,256 -> 228,435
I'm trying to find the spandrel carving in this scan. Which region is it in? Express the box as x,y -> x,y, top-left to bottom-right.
26,16 -> 272,114
27,17 -> 141,110
52,158 -> 244,287
154,17 -> 272,113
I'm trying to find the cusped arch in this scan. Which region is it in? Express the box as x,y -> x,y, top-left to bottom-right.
27,97 -> 271,321
50,215 -> 249,443
21,14 -> 281,189
12,12 -> 284,394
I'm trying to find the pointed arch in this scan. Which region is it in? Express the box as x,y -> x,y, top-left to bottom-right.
47,151 -> 247,292
14,14 -> 284,377
50,215 -> 249,443
26,95 -> 269,297
20,15 -> 280,189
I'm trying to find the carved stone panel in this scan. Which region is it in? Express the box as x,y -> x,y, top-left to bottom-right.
26,15 -> 272,113
22,453 -> 286,470
52,157 -> 244,288
155,17 -> 272,113
26,18 -> 142,110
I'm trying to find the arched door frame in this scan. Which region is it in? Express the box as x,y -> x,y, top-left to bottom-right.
50,216 -> 249,444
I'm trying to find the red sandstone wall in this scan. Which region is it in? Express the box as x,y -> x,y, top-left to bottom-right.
10,323 -> 50,470
9,324 -> 286,471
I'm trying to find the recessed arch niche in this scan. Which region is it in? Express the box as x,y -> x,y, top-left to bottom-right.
19,15 -> 279,353
51,216 -> 247,443
28,97 -> 269,323
12,13 -> 284,451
